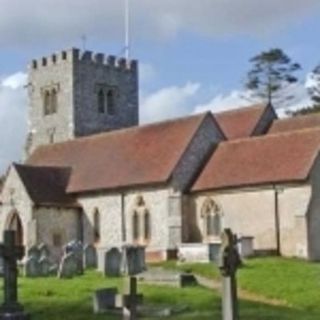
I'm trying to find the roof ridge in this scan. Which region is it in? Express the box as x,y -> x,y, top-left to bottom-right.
219,126 -> 320,146
214,103 -> 268,116
35,112 -> 210,151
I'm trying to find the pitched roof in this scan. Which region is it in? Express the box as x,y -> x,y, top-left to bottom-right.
14,164 -> 78,207
192,128 -> 320,192
27,113 -> 211,193
269,113 -> 320,134
214,104 -> 270,139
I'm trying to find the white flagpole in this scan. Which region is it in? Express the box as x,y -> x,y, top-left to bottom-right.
125,0 -> 130,60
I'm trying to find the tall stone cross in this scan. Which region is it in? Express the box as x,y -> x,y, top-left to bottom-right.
218,229 -> 241,320
122,277 -> 142,320
0,230 -> 29,319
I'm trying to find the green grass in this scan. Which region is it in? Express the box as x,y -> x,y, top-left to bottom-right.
4,258 -> 320,319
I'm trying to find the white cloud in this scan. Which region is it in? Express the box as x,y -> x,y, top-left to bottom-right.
141,82 -> 200,123
0,0 -> 319,47
0,73 -> 27,173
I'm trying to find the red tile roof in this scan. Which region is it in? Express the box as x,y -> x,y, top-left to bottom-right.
269,113 -> 320,134
27,113 -> 211,193
214,104 -> 270,139
192,128 -> 320,192
14,164 -> 79,207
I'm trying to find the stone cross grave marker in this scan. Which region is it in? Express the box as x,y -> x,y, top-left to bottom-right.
0,230 -> 30,319
121,277 -> 143,320
218,229 -> 241,320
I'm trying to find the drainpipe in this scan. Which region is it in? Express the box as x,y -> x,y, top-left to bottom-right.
273,185 -> 282,256
121,193 -> 126,244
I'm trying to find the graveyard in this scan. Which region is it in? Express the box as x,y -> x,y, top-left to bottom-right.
0,257 -> 318,319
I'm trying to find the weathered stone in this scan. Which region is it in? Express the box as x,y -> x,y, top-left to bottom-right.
38,243 -> 50,259
58,252 -> 78,279
92,288 -> 118,314
24,256 -> 40,278
104,248 -> 121,277
65,240 -> 83,275
84,244 -> 97,269
125,246 -> 146,276
39,256 -> 50,277
27,245 -> 40,261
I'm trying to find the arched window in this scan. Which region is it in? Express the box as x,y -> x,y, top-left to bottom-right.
98,89 -> 105,113
132,210 -> 139,241
44,91 -> 51,115
51,89 -> 58,113
7,212 -> 23,246
107,90 -> 115,115
144,210 -> 151,240
201,198 -> 222,239
132,195 -> 151,244
93,209 -> 101,242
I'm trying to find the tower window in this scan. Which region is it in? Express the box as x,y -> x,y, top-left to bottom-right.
98,89 -> 105,113
51,89 -> 58,113
44,91 -> 51,115
107,90 -> 115,115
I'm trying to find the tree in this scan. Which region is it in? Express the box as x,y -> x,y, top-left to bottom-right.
288,64 -> 320,117
245,48 -> 301,107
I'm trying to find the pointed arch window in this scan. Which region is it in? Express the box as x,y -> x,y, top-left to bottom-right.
98,89 -> 105,113
44,90 -> 51,115
93,208 -> 101,243
201,198 -> 223,240
107,90 -> 115,115
51,88 -> 58,113
132,210 -> 139,241
132,196 -> 151,244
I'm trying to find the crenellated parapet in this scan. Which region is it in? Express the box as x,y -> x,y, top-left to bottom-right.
29,48 -> 138,72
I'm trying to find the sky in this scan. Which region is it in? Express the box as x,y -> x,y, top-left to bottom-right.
1,0 -> 320,172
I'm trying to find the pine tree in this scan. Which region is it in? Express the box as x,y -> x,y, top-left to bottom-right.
245,48 -> 301,107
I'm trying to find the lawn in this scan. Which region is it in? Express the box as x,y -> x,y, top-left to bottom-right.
5,257 -> 320,319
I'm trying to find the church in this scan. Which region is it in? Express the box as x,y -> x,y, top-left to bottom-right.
1,48 -> 320,267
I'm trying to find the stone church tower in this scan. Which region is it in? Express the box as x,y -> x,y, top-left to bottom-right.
25,48 -> 139,155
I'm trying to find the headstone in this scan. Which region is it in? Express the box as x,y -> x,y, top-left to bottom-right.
48,264 -> 58,276
0,230 -> 30,319
218,229 -> 241,320
124,246 -> 146,276
65,240 -> 83,275
27,245 -> 40,261
178,243 -> 219,263
39,256 -> 50,277
84,244 -> 97,269
104,248 -> 122,277
0,257 -> 4,276
93,288 -> 118,314
58,252 -> 78,279
38,243 -> 50,259
24,256 -> 40,278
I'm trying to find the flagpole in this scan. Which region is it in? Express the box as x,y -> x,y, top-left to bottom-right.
125,0 -> 130,60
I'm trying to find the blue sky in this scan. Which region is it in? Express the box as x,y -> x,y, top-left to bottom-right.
1,0 -> 320,172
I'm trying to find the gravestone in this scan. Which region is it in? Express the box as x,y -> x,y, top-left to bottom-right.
0,230 -> 30,319
124,246 -> 146,276
84,244 -> 97,269
104,248 -> 122,277
65,240 -> 83,275
218,229 -> 241,320
27,246 -> 40,261
39,256 -> 50,277
93,288 -> 118,314
24,256 -> 40,278
38,243 -> 50,259
58,252 -> 78,279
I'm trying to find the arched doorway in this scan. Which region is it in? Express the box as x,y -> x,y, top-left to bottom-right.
6,212 -> 24,246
